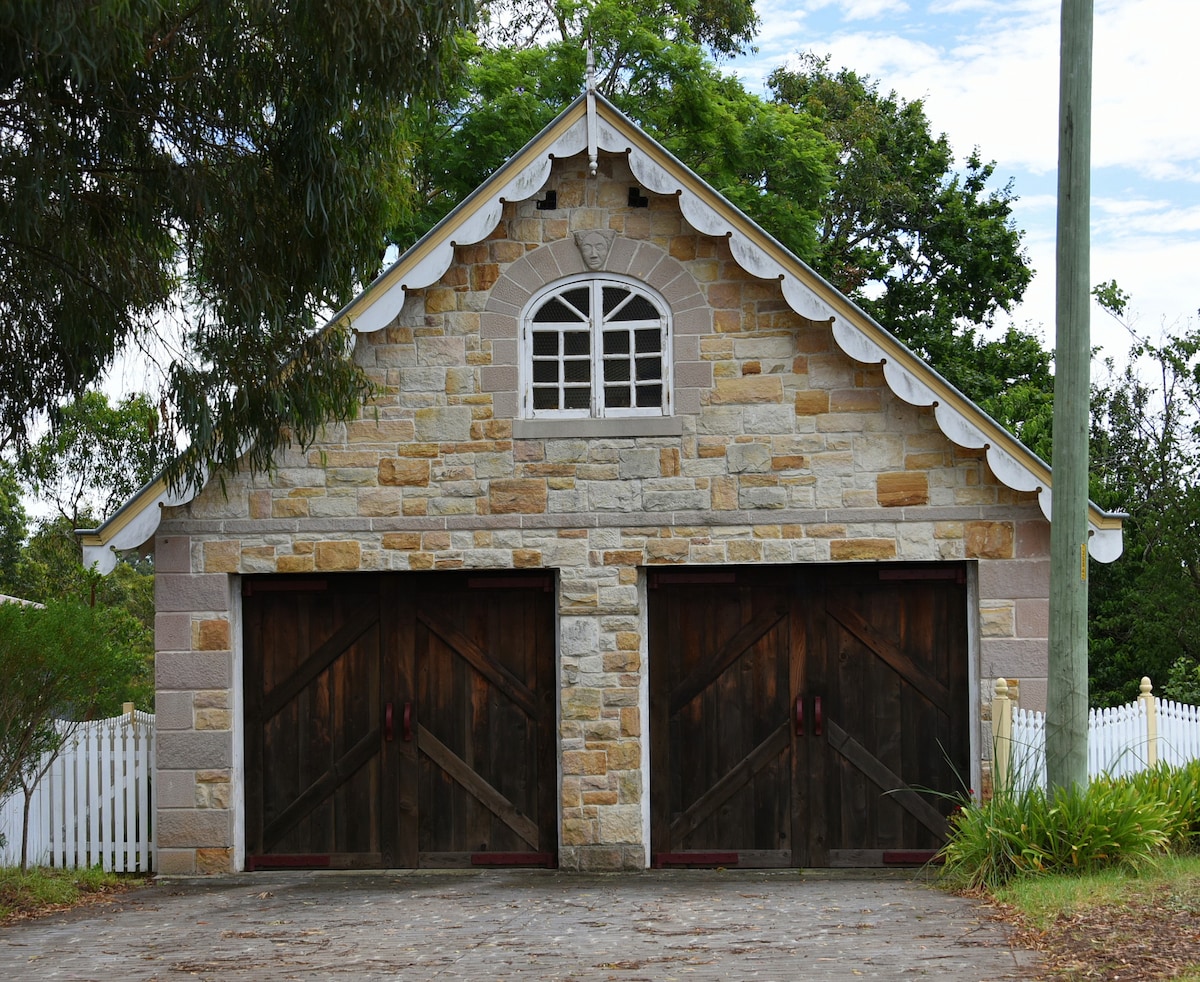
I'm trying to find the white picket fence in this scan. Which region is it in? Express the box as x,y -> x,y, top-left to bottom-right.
992,677 -> 1200,793
0,711 -> 156,871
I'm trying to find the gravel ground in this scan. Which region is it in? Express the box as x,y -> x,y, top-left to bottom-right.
0,869 -> 1040,981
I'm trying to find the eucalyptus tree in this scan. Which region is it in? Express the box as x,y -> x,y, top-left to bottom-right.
0,0 -> 474,491
19,391 -> 175,529
478,0 -> 759,56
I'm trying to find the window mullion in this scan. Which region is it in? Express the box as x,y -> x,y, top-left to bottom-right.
592,280 -> 603,417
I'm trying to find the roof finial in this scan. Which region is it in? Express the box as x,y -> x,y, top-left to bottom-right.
585,38 -> 598,177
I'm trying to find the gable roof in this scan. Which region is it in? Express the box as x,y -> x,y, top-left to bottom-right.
80,91 -> 1124,572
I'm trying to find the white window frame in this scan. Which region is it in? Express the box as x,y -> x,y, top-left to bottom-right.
519,274 -> 673,420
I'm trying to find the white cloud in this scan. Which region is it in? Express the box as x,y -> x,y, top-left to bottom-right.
929,0 -> 1000,12
1017,193 -> 1059,213
838,0 -> 912,20
1092,1 -> 1200,175
1092,233 -> 1200,342
740,4 -> 1063,173
1094,197 -> 1173,217
803,0 -> 909,15
998,213 -> 1200,358
736,2 -> 812,81
746,1 -> 1198,180
1140,161 -> 1200,184
1097,203 -> 1200,236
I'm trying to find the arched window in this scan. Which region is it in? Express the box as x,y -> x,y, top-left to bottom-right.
521,276 -> 671,418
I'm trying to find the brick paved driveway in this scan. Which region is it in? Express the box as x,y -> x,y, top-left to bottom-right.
0,870 -> 1038,980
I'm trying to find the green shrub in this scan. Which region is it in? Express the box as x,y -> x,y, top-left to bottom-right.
1164,657 -> 1200,705
939,774 -> 1178,890
1126,760 -> 1200,847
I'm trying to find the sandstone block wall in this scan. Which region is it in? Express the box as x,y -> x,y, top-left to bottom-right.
153,152 -> 1050,873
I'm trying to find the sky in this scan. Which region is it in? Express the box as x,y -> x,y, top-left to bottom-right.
722,0 -> 1199,367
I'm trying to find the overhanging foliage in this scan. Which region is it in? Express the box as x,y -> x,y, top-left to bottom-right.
0,0 -> 474,491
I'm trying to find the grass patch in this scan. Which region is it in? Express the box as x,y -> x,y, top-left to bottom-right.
0,866 -> 144,922
995,854 -> 1200,930
989,856 -> 1200,980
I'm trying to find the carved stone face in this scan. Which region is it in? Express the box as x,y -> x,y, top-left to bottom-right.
574,229 -> 615,270
579,234 -> 606,269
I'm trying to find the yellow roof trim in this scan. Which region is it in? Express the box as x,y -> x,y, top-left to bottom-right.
78,477 -> 166,546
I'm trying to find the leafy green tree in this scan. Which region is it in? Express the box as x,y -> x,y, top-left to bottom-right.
0,463 -> 26,594
0,599 -> 146,868
767,56 -> 1037,401
19,391 -> 175,528
479,0 -> 759,57
1,0 -> 474,491
400,4 -> 832,259
3,392 -> 166,706
1163,657 -> 1200,705
6,515 -> 155,706
1088,326 -> 1200,706
4,390 -> 165,701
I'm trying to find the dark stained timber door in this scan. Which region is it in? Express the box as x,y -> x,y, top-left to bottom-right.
809,568 -> 968,866
413,575 -> 557,867
243,577 -> 385,868
243,571 -> 556,870
649,570 -> 797,867
650,565 -> 968,869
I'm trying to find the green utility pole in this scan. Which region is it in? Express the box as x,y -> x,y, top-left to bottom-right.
1046,0 -> 1093,793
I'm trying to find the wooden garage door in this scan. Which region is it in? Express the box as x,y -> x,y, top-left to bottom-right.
648,569 -> 797,867
243,572 -> 556,869
807,567 -> 968,866
649,565 -> 968,868
413,575 -> 557,867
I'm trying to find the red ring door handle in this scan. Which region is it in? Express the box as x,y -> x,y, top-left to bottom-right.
814,695 -> 823,737
403,702 -> 413,742
384,702 -> 394,742
794,695 -> 804,736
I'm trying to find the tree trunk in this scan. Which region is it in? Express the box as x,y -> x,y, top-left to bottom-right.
20,780 -> 33,871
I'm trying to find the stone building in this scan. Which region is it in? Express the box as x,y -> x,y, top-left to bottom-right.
83,89 -> 1123,874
